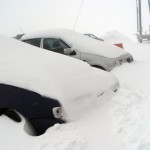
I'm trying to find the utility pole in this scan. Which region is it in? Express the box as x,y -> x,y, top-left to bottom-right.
148,0 -> 150,13
136,0 -> 142,42
136,0 -> 150,43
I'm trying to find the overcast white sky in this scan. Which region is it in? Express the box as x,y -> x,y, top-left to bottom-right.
0,0 -> 149,39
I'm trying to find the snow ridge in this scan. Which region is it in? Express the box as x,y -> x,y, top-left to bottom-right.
39,123 -> 87,150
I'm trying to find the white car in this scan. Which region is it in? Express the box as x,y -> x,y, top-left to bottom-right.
21,29 -> 133,71
0,34 -> 119,139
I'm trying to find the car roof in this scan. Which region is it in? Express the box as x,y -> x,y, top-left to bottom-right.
21,29 -> 127,58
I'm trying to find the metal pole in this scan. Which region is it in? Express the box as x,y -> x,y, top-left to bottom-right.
136,0 -> 139,33
139,0 -> 142,35
136,0 -> 142,42
148,0 -> 150,13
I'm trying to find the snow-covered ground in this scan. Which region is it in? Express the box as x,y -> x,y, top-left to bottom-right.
1,33 -> 150,150
111,42 -> 150,150
36,40 -> 150,150
38,39 -> 150,150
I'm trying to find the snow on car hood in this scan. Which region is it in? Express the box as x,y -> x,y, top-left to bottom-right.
21,29 -> 127,58
0,35 -> 118,120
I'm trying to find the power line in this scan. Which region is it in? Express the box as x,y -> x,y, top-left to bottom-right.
73,0 -> 85,30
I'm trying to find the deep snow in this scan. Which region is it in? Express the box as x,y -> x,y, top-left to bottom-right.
39,38 -> 150,150
111,42 -> 150,150
1,33 -> 150,150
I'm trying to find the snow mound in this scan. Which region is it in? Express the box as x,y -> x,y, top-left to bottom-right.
112,84 -> 150,150
39,123 -> 87,150
103,30 -> 132,44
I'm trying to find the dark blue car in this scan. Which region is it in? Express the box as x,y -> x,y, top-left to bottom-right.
0,83 -> 65,135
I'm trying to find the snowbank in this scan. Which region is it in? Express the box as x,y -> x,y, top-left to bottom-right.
111,42 -> 150,150
112,85 -> 150,150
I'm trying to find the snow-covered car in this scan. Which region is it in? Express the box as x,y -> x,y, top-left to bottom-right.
21,29 -> 133,71
0,35 -> 119,136
0,84 -> 65,135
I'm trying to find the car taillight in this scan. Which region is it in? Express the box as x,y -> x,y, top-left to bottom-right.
52,107 -> 63,119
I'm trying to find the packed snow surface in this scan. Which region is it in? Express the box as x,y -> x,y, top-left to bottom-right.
1,32 -> 150,150
21,29 -> 128,58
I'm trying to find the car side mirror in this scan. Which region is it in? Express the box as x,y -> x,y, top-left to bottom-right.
64,48 -> 76,55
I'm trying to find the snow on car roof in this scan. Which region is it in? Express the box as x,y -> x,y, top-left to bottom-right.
0,35 -> 118,119
21,29 -> 127,58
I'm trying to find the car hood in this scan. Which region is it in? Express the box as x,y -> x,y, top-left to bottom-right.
22,29 -> 127,58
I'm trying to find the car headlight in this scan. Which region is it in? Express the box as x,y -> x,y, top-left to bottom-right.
114,60 -> 121,67
52,107 -> 63,119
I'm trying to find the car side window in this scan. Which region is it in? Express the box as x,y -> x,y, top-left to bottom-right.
23,38 -> 41,47
43,38 -> 69,54
59,39 -> 70,49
